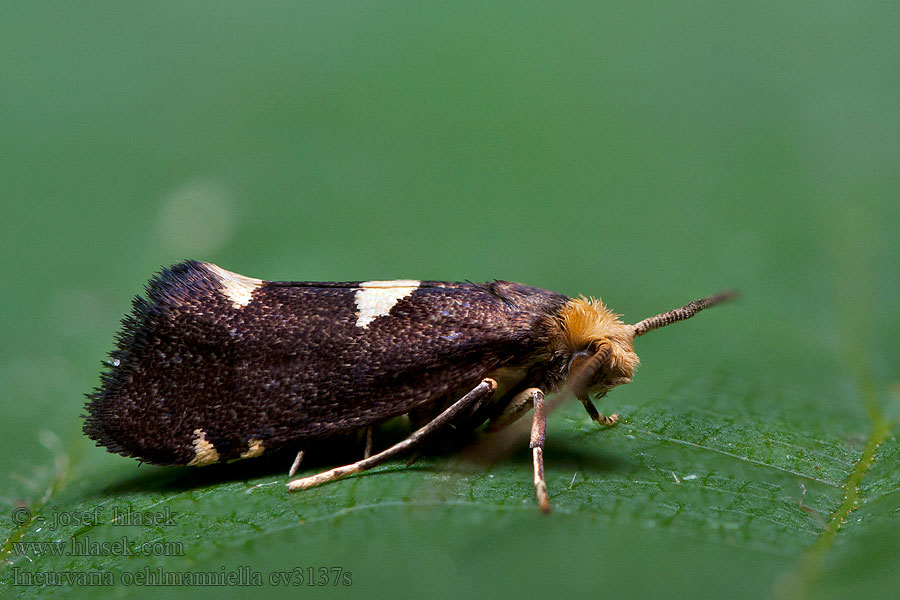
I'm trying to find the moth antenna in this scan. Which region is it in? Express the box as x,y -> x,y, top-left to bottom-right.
631,290 -> 737,338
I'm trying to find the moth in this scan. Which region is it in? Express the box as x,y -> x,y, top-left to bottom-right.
84,260 -> 734,512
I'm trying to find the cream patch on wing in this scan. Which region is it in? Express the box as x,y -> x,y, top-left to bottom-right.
485,365 -> 529,399
204,262 -> 263,308
240,438 -> 265,459
354,280 -> 420,327
187,429 -> 220,466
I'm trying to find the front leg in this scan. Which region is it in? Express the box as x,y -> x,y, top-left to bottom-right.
579,395 -> 618,426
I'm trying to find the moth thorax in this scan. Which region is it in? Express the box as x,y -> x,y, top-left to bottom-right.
554,297 -> 640,390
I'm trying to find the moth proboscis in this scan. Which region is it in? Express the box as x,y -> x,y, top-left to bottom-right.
84,260 -> 735,513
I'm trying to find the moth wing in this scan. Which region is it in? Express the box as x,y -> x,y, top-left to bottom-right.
84,261 -> 565,465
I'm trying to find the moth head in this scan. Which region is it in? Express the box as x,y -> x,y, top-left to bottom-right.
555,298 -> 639,395
554,290 -> 736,397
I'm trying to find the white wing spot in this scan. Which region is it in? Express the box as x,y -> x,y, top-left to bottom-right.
204,262 -> 263,308
187,429 -> 220,466
240,438 -> 265,459
354,280 -> 420,328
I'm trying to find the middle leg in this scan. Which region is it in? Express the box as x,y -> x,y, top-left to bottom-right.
287,378 -> 498,491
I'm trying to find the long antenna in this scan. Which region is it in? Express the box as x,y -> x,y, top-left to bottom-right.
631,290 -> 737,337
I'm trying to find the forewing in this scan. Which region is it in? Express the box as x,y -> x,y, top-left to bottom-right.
84,262 -> 564,465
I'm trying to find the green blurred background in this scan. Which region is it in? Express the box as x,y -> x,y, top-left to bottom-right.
2,2 -> 899,599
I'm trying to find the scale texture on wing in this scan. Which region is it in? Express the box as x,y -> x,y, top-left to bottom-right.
84,261 -> 570,465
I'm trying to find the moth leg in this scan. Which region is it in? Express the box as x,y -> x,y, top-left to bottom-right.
482,388 -> 550,512
579,395 -> 618,426
288,449 -> 306,478
486,387 -> 543,432
287,378 -> 498,491
363,426 -> 374,459
529,388 -> 551,513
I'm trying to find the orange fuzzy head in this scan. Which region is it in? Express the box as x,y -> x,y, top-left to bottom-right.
550,290 -> 737,397
553,297 -> 639,395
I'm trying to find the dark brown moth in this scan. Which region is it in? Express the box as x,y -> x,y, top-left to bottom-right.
84,260 -> 734,512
